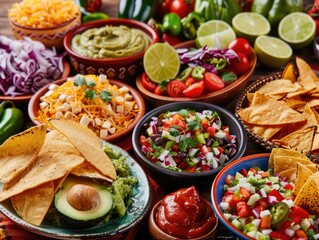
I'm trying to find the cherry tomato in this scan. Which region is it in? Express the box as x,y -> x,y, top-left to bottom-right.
170,0 -> 195,19
182,81 -> 204,98
230,52 -> 250,75
162,33 -> 182,46
224,174 -> 234,185
154,85 -> 165,95
228,38 -> 251,56
184,77 -> 196,87
203,72 -> 225,92
141,72 -> 157,92
155,0 -> 171,20
82,0 -> 102,12
166,80 -> 187,97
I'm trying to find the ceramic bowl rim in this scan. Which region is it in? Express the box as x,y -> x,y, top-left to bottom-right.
132,101 -> 247,178
63,18 -> 159,63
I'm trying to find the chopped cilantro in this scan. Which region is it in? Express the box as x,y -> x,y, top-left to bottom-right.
87,81 -> 96,87
73,75 -> 87,86
100,90 -> 112,102
169,127 -> 180,137
85,89 -> 97,100
179,137 -> 197,152
178,109 -> 189,117
187,120 -> 202,131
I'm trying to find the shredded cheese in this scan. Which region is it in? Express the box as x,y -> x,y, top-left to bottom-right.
8,0 -> 80,28
36,74 -> 140,139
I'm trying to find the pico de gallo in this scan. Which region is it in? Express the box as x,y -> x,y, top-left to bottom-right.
220,167 -> 319,240
139,109 -> 238,172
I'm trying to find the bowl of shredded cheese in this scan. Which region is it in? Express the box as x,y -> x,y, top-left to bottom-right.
28,74 -> 146,143
8,0 -> 81,50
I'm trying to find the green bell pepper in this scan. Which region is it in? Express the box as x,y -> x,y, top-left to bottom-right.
181,12 -> 205,39
162,13 -> 182,36
118,0 -> 156,23
0,101 -> 24,144
194,0 -> 241,25
83,12 -> 109,23
192,66 -> 205,80
252,0 -> 302,27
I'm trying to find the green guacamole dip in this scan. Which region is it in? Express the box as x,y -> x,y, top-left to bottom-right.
71,25 -> 151,58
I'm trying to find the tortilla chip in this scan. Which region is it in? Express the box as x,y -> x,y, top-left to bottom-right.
10,181 -> 54,226
237,92 -> 307,125
296,57 -> 319,93
284,97 -> 306,110
282,62 -> 296,82
272,127 -> 316,154
246,93 -> 255,103
257,79 -> 300,95
269,148 -> 310,169
0,125 -> 47,183
278,168 -> 297,181
0,130 -> 84,202
293,163 -> 314,196
307,98 -> 319,108
247,124 -> 282,141
71,161 -> 113,183
286,88 -> 314,98
294,171 -> 319,216
287,104 -> 319,133
311,133 -> 319,152
49,120 -> 116,181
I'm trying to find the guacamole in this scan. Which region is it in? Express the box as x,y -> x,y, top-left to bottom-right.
71,25 -> 151,58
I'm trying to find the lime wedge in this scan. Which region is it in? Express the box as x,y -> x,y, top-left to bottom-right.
278,12 -> 316,49
254,35 -> 293,69
196,20 -> 236,49
143,43 -> 180,83
232,12 -> 271,44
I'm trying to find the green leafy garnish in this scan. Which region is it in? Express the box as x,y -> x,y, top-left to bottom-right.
73,75 -> 87,86
100,90 -> 112,102
85,89 -> 97,99
87,81 -> 96,87
187,120 -> 202,131
178,109 -> 189,117
169,127 -> 180,137
179,137 -> 197,152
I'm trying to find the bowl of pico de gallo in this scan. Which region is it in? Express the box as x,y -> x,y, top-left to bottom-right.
211,152 -> 319,240
132,101 -> 246,190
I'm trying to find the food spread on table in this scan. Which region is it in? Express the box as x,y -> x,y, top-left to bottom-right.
2,0 -> 319,239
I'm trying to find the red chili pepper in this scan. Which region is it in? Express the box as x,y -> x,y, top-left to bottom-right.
308,0 -> 319,36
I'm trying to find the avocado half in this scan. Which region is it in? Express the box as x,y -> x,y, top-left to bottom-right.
54,176 -> 113,228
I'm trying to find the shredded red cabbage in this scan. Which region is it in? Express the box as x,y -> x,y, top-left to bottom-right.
176,46 -> 239,73
0,36 -> 66,96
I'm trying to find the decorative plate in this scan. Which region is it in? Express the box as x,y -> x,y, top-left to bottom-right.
0,142 -> 152,239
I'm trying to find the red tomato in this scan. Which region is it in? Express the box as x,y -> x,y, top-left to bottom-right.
182,81 -> 204,98
268,189 -> 284,202
206,126 -> 216,137
225,174 -> 234,185
257,198 -> 269,209
141,72 -> 157,92
170,0 -> 195,19
185,77 -> 196,87
239,168 -> 248,177
270,231 -> 290,240
230,52 -> 250,75
203,72 -> 225,92
239,187 -> 250,200
155,0 -> 171,20
291,206 -> 310,219
167,80 -> 187,97
228,38 -> 251,56
154,85 -> 165,95
83,0 -> 102,12
236,202 -> 249,218
162,33 -> 182,46
259,215 -> 271,229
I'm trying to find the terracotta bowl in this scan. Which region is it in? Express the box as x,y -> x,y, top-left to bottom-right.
132,101 -> 247,190
0,59 -> 70,103
9,13 -> 81,50
28,77 -> 146,143
148,200 -> 218,240
63,18 -> 159,82
136,40 -> 257,107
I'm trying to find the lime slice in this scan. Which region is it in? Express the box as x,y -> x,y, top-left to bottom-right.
196,20 -> 236,49
143,43 -> 180,83
232,12 -> 271,44
254,35 -> 293,69
278,12 -> 316,49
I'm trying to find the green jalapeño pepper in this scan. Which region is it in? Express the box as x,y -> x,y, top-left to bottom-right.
177,67 -> 193,81
269,202 -> 289,229
83,12 -> 109,23
192,66 -> 205,80
0,101 -> 24,145
162,13 -> 182,36
118,0 -> 156,23
210,58 -> 227,70
181,12 -> 205,39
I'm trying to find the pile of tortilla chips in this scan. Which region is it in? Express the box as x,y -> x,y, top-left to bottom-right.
237,57 -> 319,154
0,120 -> 117,226
269,148 -> 319,216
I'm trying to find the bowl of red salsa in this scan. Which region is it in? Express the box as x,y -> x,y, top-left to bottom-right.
148,186 -> 218,240
211,153 -> 319,240
132,101 -> 246,189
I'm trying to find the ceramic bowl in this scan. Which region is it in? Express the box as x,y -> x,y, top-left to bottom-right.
148,200 -> 218,240
28,77 -> 146,144
64,18 -> 159,82
211,153 -> 270,240
132,101 -> 247,190
9,13 -> 81,50
136,40 -> 257,107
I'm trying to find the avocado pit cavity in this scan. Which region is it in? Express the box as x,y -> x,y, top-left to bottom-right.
67,184 -> 101,211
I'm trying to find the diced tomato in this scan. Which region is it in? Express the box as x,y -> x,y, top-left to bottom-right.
201,118 -> 210,130
200,164 -> 210,171
236,201 -> 249,218
185,77 -> 196,87
295,229 -> 307,238
288,211 -> 302,224
239,168 -> 248,177
261,171 -> 270,178
257,198 -> 269,210
248,167 -> 258,174
172,114 -> 187,129
259,215 -> 271,230
178,161 -> 188,170
284,183 -> 294,190
270,231 -> 290,240
268,189 -> 284,202
173,156 -> 183,164
222,192 -> 241,208
182,81 -> 205,98
217,146 -> 224,154
225,174 -> 234,185
187,165 -> 197,172
279,220 -> 294,233
200,145 -> 212,155
139,135 -> 150,147
291,206 -> 310,219
206,126 -> 216,137
239,187 -> 250,200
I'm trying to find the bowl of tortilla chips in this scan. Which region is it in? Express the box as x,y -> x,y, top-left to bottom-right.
235,57 -> 319,162
211,148 -> 319,240
0,120 -> 152,239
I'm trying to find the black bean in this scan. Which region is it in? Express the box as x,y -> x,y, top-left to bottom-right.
206,138 -> 213,147
156,118 -> 163,126
176,152 -> 187,159
154,137 -> 166,146
150,134 -> 161,141
143,122 -> 150,129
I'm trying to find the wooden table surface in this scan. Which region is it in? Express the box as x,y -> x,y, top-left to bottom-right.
0,0 -> 319,239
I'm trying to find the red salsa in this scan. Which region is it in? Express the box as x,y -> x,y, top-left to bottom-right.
155,186 -> 217,239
